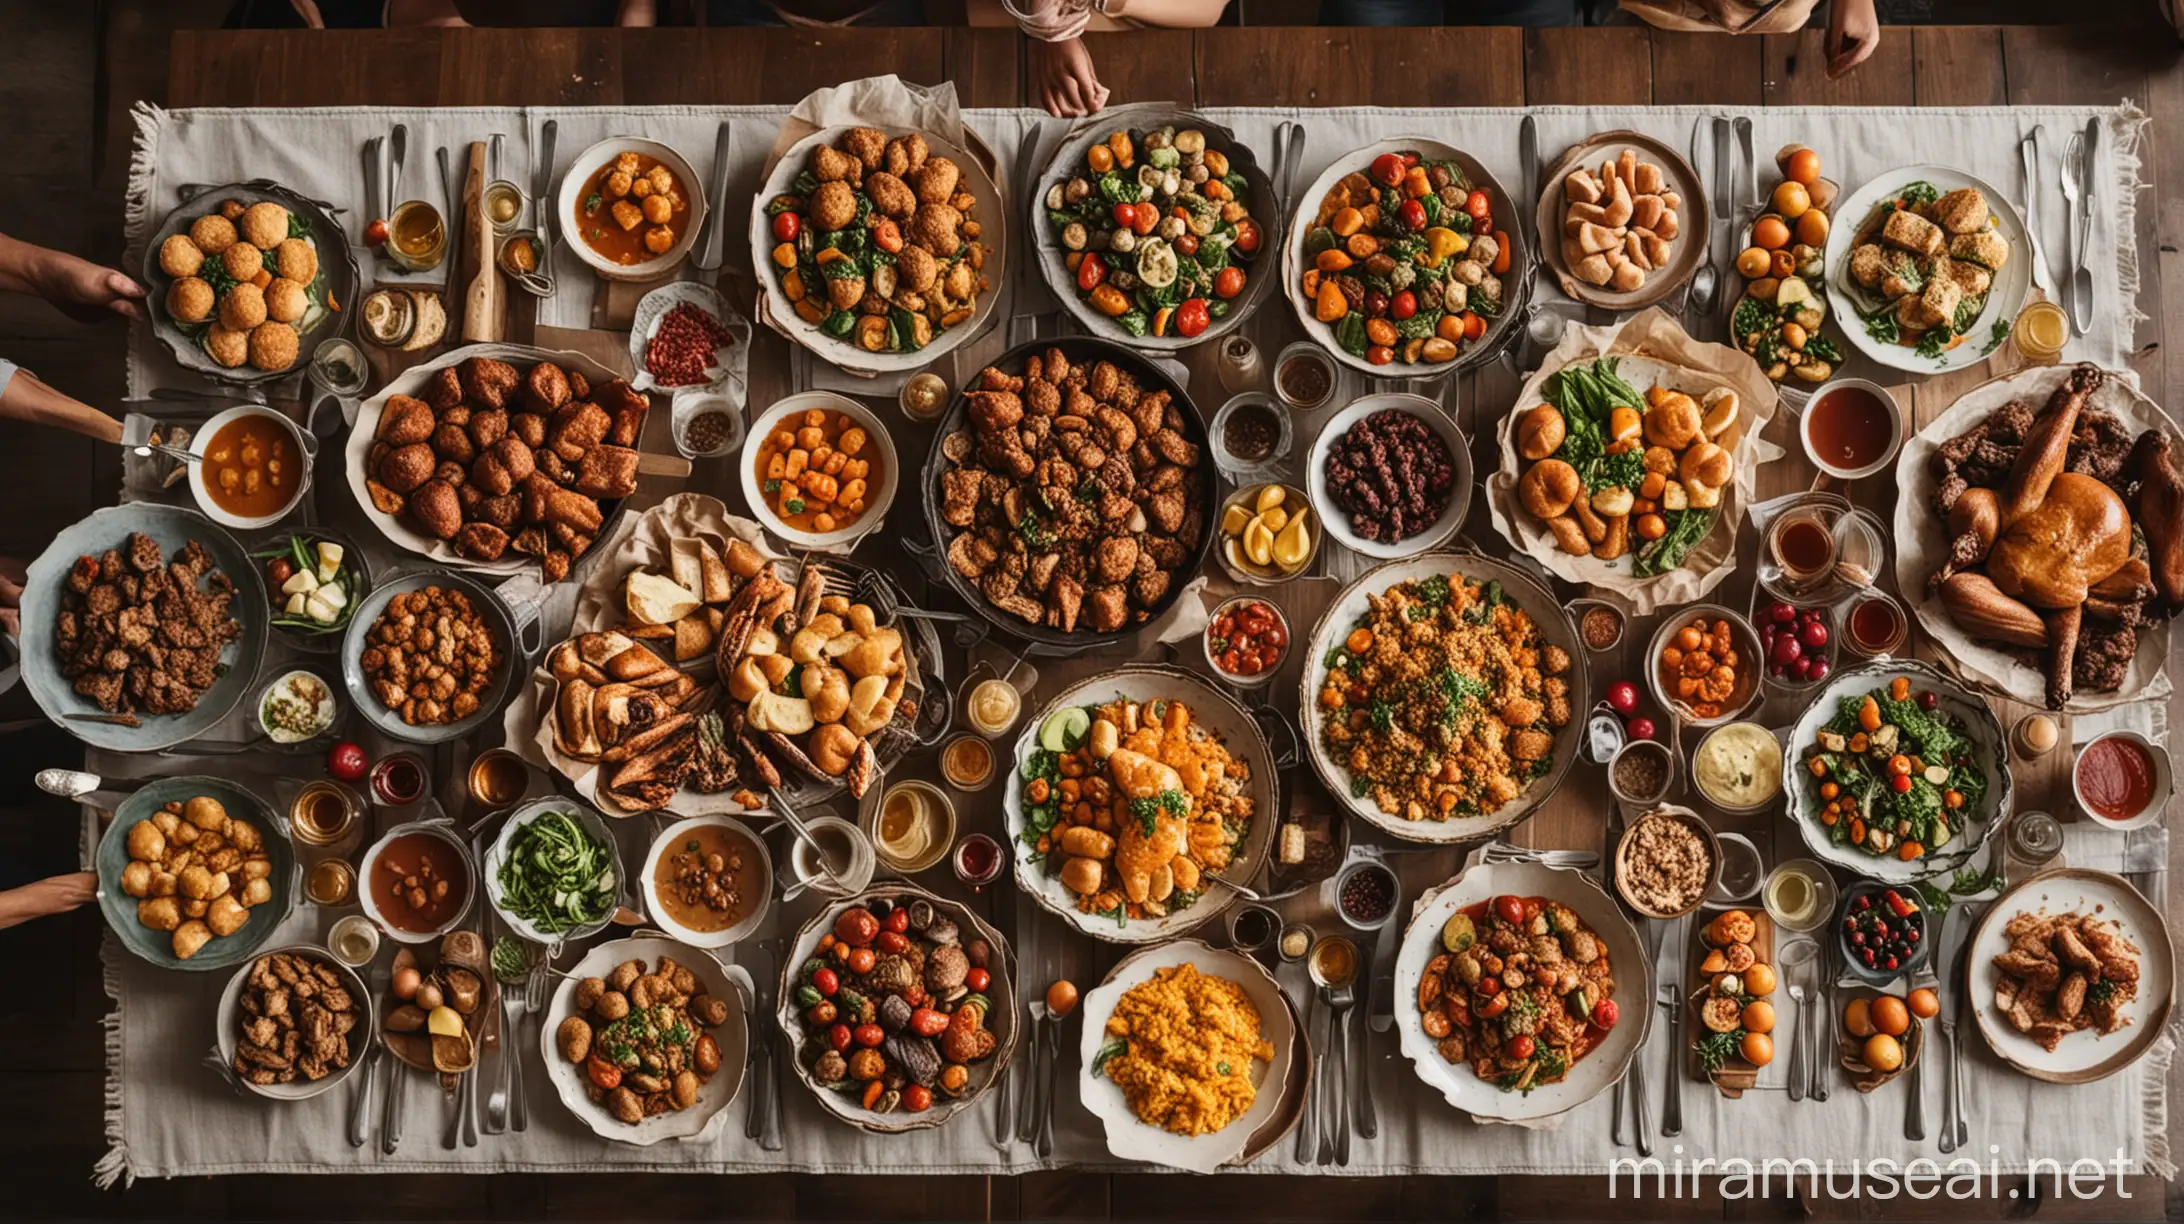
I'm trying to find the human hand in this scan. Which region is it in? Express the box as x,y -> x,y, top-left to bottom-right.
0,872 -> 98,930
0,556 -> 22,638
1033,37 -> 1109,118
1825,0 -> 1879,80
30,249 -> 144,324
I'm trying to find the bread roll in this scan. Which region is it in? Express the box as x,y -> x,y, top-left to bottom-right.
1519,459 -> 1581,520
1643,394 -> 1703,449
1517,405 -> 1566,461
1680,442 -> 1731,489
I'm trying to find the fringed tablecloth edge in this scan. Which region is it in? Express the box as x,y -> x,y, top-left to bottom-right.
123,100 -> 167,403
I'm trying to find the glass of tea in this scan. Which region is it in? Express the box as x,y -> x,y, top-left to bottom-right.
290,780 -> 364,858
466,748 -> 531,810
1843,591 -> 1908,658
1767,509 -> 1838,590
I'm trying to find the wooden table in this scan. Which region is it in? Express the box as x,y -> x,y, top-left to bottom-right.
19,23 -> 2178,1221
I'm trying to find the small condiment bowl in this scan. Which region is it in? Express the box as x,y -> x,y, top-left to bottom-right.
1564,598 -> 1627,653
937,734 -> 996,793
1278,922 -> 1315,963
2073,729 -> 2171,831
1332,859 -> 1399,931
1209,392 -> 1292,478
1274,341 -> 1339,412
1836,879 -> 1933,985
1690,721 -> 1785,816
1613,807 -> 1722,921
671,389 -> 742,460
1204,594 -> 1289,690
1307,933 -> 1361,988
1799,377 -> 1904,480
1216,482 -> 1317,585
868,779 -> 956,874
483,798 -> 623,946
1645,603 -> 1764,728
255,667 -> 342,748
1607,738 -> 1676,807
641,814 -> 774,949
187,404 -> 311,530
357,820 -> 478,945
497,229 -> 546,288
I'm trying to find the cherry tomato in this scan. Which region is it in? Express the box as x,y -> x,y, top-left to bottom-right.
886,906 -> 912,933
1221,649 -> 1241,673
854,1024 -> 886,1049
1891,773 -> 1914,793
1175,298 -> 1211,338
364,218 -> 389,246
1370,153 -> 1407,187
965,968 -> 991,993
833,908 -> 879,947
1076,252 -> 1106,293
1494,894 -> 1526,925
1401,152 -> 1420,167
903,1083 -> 933,1113
1238,655 -> 1264,676
1399,198 -> 1428,231
1112,202 -> 1139,229
828,1022 -> 854,1051
847,946 -> 876,975
1174,232 -> 1200,256
1477,992 -> 1509,1019
1234,219 -> 1261,254
1474,977 -> 1502,997
875,930 -> 909,953
1465,189 -> 1493,226
1214,266 -> 1245,299
812,967 -> 839,996
1263,623 -> 1288,649
1591,998 -> 1620,1030
1366,345 -> 1395,365
1462,311 -> 1487,341
1505,1034 -> 1537,1060
1390,289 -> 1418,320
772,211 -> 800,242
586,1053 -> 622,1090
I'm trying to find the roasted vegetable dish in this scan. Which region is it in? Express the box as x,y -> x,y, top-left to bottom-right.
1844,179 -> 2012,365
1417,893 -> 1619,1093
1044,124 -> 1263,340
1316,574 -> 1572,822
1017,696 -> 1253,926
764,126 -> 988,354
1298,150 -> 1508,366
794,896 -> 1001,1117
557,953 -> 730,1125
1798,674 -> 1991,861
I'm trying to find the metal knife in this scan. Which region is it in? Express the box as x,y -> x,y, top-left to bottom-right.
380,1031 -> 406,1155
1630,918 -> 1660,1157
389,123 -> 408,209
1904,904 -> 1945,1142
1352,916 -> 1386,1140
2071,116 -> 2100,332
1657,914 -> 1683,1138
693,120 -> 734,272
1939,899 -> 1987,1152
759,944 -> 786,1152
745,939 -> 776,1141
361,137 -> 385,244
1602,806 -> 1629,1145
1811,939 -> 1835,1103
1734,118 -> 1757,218
348,960 -> 390,1147
2021,128 -> 2054,297
534,120 -> 560,282
1519,116 -> 1540,225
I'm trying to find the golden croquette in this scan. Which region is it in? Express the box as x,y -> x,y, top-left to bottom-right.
240,201 -> 291,249
264,278 -> 308,324
189,214 -> 239,255
158,234 -> 204,278
248,321 -> 299,371
221,242 -> 263,283
204,323 -> 249,368
165,277 -> 214,323
219,281 -> 267,330
273,237 -> 317,284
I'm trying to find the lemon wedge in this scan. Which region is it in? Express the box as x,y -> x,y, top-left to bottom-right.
1254,484 -> 1287,515
1244,519 -> 1275,567
1273,509 -> 1313,571
1258,506 -> 1289,533
427,1005 -> 464,1037
1220,503 -> 1252,537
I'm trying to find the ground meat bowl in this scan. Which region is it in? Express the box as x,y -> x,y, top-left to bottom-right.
1308,394 -> 1471,558
1304,556 -> 1585,843
925,337 -> 1215,649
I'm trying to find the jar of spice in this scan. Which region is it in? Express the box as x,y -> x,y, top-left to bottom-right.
1210,392 -> 1290,478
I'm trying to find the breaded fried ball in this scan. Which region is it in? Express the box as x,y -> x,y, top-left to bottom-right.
265,277 -> 308,324
613,151 -> 641,176
249,321 -> 299,371
630,176 -> 654,200
643,226 -> 674,255
218,198 -> 247,221
165,277 -> 215,323
863,171 -> 916,220
810,180 -> 858,232
240,201 -> 291,249
219,281 -> 267,330
909,202 -> 964,256
273,237 -> 317,284
641,194 -> 673,225
883,133 -> 928,178
842,126 -> 886,170
189,214 -> 239,256
913,157 -> 961,205
221,241 -> 263,283
896,243 -> 937,293
812,144 -> 859,184
646,165 -> 674,195
205,323 -> 249,368
603,170 -> 633,199
158,234 -> 204,278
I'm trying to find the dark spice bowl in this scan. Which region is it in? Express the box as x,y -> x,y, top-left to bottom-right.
1334,858 -> 1399,931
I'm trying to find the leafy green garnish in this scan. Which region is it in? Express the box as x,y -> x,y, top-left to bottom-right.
1697,1028 -> 1745,1073
1635,508 -> 1714,577
1982,316 -> 2013,355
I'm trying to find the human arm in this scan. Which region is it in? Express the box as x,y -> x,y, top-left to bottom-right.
1031,36 -> 1108,118
1098,0 -> 1227,24
617,0 -> 658,24
0,873 -> 97,932
1825,0 -> 1879,79
383,0 -> 469,26
0,367 -> 123,445
0,234 -> 145,324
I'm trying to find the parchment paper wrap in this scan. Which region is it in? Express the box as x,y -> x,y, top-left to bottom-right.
1486,307 -> 1781,614
1891,363 -> 2174,710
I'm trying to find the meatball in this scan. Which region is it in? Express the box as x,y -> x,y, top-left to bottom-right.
240,201 -> 291,249
264,277 -> 308,324
158,233 -> 204,278
896,243 -> 938,293
556,1015 -> 593,1063
219,282 -> 267,330
810,180 -> 859,233
643,225 -> 674,255
603,170 -> 633,199
913,157 -> 960,205
640,193 -> 673,225
248,321 -> 299,371
863,171 -> 916,219
842,126 -> 887,169
909,203 -> 963,256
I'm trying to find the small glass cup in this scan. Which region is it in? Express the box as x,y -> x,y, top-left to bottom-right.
385,200 -> 447,273
308,337 -> 370,398
952,832 -> 1004,892
1708,832 -> 1765,903
483,180 -> 526,234
329,913 -> 381,967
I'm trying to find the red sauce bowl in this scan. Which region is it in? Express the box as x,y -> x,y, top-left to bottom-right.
2073,730 -> 2170,830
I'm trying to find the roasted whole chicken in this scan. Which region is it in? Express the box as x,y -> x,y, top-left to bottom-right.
1927,364 -> 2184,708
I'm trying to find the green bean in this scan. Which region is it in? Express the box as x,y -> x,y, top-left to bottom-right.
495,810 -> 616,934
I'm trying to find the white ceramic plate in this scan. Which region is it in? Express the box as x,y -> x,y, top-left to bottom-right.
1394,861 -> 1649,1122
1781,658 -> 2010,883
1305,393 -> 1472,560
1077,939 -> 1295,1172
1823,166 -> 2031,375
345,342 -> 635,574
627,280 -> 750,399
555,138 -> 710,282
1297,554 -> 1588,844
1891,363 -> 2176,710
540,936 -> 751,1145
749,125 -> 1006,376
737,391 -> 898,551
214,945 -> 375,1101
1002,664 -> 1277,944
1282,136 -> 1528,380
1967,868 -> 2175,1083
639,815 -> 773,949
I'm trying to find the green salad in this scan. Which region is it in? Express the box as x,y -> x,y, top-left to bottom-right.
495,809 -> 618,934
1798,674 -> 1989,861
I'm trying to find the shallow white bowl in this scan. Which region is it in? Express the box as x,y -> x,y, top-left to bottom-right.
188,404 -> 311,530
214,944 -> 375,1101
1306,393 -> 1471,560
556,137 -> 709,283
639,815 -> 774,950
2073,730 -> 2170,831
357,820 -> 477,945
483,798 -> 623,946
738,391 -> 897,550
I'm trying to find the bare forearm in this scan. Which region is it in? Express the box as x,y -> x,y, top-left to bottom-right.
0,369 -> 121,443
1103,0 -> 1230,25
0,234 -> 48,298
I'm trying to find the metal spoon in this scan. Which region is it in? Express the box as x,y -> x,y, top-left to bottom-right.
530,120 -> 560,298
1016,999 -> 1047,1143
128,441 -> 200,465
1785,979 -> 1809,1103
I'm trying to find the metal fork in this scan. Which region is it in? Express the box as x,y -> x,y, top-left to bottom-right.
1629,919 -> 1662,1157
809,554 -> 976,625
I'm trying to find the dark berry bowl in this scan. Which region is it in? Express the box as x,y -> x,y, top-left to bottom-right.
1836,880 -> 1931,985
1306,393 -> 1472,560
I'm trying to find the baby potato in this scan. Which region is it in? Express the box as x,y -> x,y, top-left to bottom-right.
137,896 -> 182,932
126,819 -> 166,863
171,920 -> 213,960
672,1069 -> 700,1109
120,860 -> 153,898
240,876 -> 272,907
557,1015 -> 593,1063
184,795 -> 229,831
594,989 -> 630,1021
179,864 -> 216,900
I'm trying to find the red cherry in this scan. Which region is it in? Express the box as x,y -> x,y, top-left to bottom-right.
1800,622 -> 1830,649
1771,635 -> 1803,665
1606,681 -> 1639,715
1626,717 -> 1657,741
1769,601 -> 1796,624
327,741 -> 369,781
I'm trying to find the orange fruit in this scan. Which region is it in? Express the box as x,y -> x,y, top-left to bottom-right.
1743,963 -> 1777,996
1742,1000 -> 1777,1034
1908,987 -> 1940,1019
1753,216 -> 1791,250
1795,209 -> 1830,247
1736,247 -> 1772,278
1871,995 -> 1911,1037
1772,181 -> 1811,220
1785,147 -> 1823,186
1741,1031 -> 1775,1066
1863,1032 -> 1904,1073
1843,997 -> 1875,1038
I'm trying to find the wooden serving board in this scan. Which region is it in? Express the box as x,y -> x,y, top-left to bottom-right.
1683,905 -> 1774,1097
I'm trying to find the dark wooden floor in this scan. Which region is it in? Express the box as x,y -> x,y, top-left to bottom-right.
2,3 -> 2181,1221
